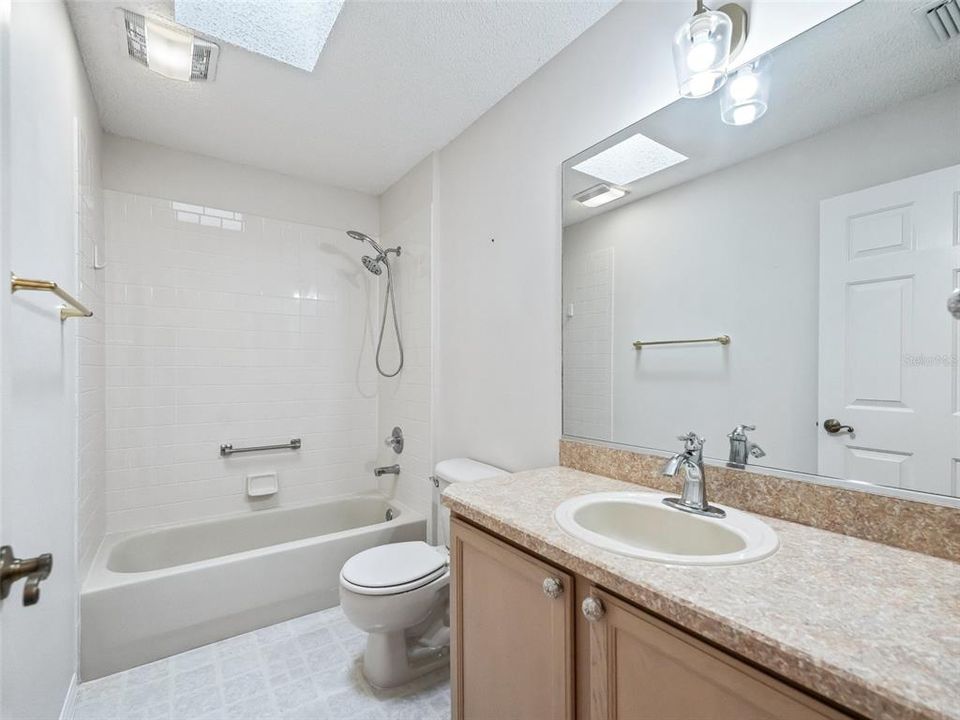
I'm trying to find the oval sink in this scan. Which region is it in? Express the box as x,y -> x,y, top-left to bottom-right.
554,492 -> 779,566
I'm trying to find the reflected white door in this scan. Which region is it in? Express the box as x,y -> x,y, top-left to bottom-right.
819,164 -> 960,495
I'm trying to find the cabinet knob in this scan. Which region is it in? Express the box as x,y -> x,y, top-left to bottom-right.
581,596 -> 605,622
542,577 -> 564,599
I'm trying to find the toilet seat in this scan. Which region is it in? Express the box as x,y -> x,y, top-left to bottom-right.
340,541 -> 449,596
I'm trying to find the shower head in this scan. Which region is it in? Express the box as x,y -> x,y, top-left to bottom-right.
347,230 -> 386,256
362,255 -> 383,275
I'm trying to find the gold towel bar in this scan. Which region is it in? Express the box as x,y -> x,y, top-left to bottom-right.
10,274 -> 93,321
633,335 -> 730,349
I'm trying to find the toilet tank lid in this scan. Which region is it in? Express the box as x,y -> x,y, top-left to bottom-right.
434,458 -> 507,484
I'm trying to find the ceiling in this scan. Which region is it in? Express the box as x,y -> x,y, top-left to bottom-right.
66,0 -> 618,195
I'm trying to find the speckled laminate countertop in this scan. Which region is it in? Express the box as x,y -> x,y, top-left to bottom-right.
442,466 -> 960,720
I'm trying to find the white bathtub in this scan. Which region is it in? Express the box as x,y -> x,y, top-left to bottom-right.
80,493 -> 424,680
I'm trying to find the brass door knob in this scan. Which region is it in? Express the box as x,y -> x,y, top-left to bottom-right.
823,418 -> 854,434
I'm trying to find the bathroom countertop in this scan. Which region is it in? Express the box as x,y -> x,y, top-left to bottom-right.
442,466 -> 960,720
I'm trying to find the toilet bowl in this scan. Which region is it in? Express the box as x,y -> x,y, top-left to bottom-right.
338,458 -> 506,688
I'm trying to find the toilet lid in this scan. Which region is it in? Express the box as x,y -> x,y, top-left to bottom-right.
341,541 -> 447,589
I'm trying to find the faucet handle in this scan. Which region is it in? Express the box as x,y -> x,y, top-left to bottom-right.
677,432 -> 705,452
728,424 -> 756,438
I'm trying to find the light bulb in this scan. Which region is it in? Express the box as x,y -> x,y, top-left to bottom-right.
672,8 -> 733,99
687,72 -> 722,98
727,73 -> 759,102
731,105 -> 758,125
686,33 -> 718,72
720,58 -> 770,126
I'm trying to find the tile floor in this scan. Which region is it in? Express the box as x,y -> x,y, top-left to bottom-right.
71,606 -> 450,720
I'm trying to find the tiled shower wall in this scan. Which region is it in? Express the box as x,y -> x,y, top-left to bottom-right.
103,190 -> 382,533
561,246 -> 613,440
76,124 -> 106,574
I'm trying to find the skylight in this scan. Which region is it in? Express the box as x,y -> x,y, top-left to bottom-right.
174,0 -> 345,72
572,133 -> 688,186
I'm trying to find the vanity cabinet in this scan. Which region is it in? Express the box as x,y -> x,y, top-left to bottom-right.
451,517 -> 854,720
450,518 -> 575,720
580,587 -> 851,720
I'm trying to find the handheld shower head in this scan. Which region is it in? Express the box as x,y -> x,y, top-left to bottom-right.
361,255 -> 383,275
347,230 -> 386,256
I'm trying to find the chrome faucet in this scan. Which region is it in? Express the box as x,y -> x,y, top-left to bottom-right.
661,432 -> 725,519
727,424 -> 766,468
374,464 -> 400,477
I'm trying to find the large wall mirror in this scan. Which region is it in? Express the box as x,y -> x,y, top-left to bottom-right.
561,0 -> 960,505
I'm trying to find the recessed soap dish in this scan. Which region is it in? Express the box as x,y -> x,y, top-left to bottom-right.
247,472 -> 279,498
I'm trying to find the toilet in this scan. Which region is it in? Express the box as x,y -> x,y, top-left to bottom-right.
339,458 -> 506,688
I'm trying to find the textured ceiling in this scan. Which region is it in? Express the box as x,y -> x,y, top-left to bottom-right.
67,0 -> 618,195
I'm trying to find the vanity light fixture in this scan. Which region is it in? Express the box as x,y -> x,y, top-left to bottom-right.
574,184 -> 629,208
120,10 -> 219,82
672,0 -> 748,99
720,58 -> 770,126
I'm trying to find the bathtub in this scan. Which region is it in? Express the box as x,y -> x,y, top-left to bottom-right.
80,493 -> 424,680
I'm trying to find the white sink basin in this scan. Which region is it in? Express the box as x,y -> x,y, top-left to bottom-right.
554,492 -> 779,566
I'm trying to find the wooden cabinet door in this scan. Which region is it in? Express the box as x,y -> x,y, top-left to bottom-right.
583,588 -> 853,720
451,518 -> 575,720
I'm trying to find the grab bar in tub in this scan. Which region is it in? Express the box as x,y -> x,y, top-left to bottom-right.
220,438 -> 301,457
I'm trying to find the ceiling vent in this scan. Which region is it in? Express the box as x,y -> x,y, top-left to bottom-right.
120,10 -> 219,81
919,0 -> 960,42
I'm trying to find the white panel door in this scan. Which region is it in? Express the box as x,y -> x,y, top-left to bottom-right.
819,164 -> 960,495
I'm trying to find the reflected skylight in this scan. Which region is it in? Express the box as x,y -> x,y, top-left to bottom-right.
175,0 -> 345,72
573,133 -> 688,186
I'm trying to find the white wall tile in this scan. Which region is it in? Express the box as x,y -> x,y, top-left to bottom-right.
104,191 -> 383,533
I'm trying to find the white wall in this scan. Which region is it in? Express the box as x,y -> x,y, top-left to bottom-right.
1,1 -> 103,717
101,176 -> 381,532
376,155 -> 436,531
433,1 -> 856,471
563,84 -> 960,473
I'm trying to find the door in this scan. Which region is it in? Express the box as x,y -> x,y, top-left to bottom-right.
819,164 -> 960,495
2,2 -> 83,718
450,518 -> 574,720
581,588 -> 852,720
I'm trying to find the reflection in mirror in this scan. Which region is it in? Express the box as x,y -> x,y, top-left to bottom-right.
561,0 -> 960,502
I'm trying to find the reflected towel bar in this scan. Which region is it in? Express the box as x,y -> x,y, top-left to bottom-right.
220,438 -> 302,457
10,274 -> 93,321
633,335 -> 730,349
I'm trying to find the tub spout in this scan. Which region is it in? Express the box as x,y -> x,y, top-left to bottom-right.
375,464 -> 400,477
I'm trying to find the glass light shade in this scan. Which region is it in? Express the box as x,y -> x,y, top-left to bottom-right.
673,9 -> 732,98
145,19 -> 194,81
720,60 -> 770,126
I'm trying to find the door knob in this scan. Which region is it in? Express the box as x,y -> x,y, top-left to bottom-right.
949,289 -> 960,319
581,596 -> 605,622
542,577 -> 564,599
1,546 -> 53,606
823,418 -> 855,434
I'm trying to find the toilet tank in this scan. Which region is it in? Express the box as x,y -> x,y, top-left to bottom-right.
433,458 -> 506,547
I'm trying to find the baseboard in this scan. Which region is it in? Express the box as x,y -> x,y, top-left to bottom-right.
58,672 -> 78,720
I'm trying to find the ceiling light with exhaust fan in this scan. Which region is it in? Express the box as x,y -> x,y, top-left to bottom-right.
119,9 -> 219,82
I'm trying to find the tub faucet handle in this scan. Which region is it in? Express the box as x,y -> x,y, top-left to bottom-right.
384,426 -> 404,454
